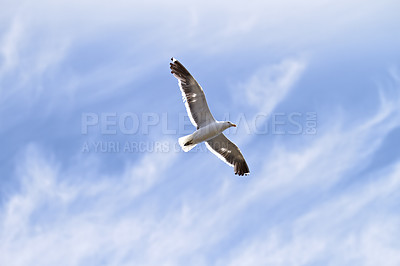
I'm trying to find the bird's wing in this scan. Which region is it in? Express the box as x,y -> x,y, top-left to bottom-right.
170,58 -> 215,128
206,133 -> 250,176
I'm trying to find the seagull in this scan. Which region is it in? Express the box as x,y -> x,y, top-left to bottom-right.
170,58 -> 250,176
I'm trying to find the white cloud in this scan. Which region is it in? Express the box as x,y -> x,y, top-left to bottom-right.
0,16 -> 70,109
214,70 -> 400,265
0,1 -> 399,265
0,0 -> 397,113
218,163 -> 400,266
0,141 -> 179,266
1,69 -> 400,265
237,57 -> 307,114
0,17 -> 22,74
228,56 -> 307,146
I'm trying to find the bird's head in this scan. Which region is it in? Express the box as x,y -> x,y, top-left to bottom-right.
225,121 -> 237,128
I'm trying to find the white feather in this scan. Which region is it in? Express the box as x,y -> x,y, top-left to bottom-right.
178,134 -> 197,152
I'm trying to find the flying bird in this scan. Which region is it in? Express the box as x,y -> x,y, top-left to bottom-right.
170,58 -> 250,176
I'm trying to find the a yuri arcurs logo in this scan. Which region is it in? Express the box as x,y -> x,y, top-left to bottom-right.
80,111 -> 317,153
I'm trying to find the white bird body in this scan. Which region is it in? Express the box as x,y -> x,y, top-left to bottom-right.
192,121 -> 230,144
170,58 -> 250,176
178,121 -> 232,152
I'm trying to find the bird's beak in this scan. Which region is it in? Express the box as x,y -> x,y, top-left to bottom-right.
232,124 -> 237,127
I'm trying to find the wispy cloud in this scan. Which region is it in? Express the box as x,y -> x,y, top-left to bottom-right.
0,16 -> 70,109
237,57 -> 307,114
218,163 -> 400,266
0,141 -> 179,266
0,17 -> 22,75
1,69 -> 399,265
229,56 -> 307,146
1,1 -> 399,265
215,69 -> 400,265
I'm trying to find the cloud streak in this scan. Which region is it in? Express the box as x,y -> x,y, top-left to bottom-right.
1,69 -> 399,265
238,57 -> 307,114
1,1 -> 399,265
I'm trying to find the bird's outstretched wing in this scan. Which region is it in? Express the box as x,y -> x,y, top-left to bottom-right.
170,58 -> 215,128
206,134 -> 250,176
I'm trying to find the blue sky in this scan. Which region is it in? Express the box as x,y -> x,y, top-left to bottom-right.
1,0 -> 400,265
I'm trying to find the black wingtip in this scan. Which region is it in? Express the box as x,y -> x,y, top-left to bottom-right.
233,161 -> 250,176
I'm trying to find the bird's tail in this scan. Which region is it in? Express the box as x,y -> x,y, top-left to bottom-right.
178,134 -> 197,152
